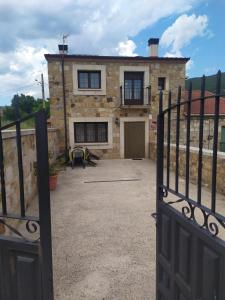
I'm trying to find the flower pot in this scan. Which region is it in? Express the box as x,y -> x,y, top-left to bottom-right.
49,175 -> 58,191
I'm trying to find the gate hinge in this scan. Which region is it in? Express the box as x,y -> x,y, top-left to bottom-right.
159,186 -> 168,198
151,212 -> 159,227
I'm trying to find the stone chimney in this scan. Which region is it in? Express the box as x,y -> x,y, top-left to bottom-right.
148,38 -> 159,57
58,44 -> 68,54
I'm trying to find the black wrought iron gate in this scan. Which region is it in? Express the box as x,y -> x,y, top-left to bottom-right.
156,71 -> 225,300
0,110 -> 53,300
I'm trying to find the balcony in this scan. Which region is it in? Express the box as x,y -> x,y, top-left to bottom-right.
120,86 -> 151,108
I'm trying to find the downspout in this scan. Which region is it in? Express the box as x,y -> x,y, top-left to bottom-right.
61,53 -> 68,160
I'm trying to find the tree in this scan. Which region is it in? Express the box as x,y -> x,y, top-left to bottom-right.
3,94 -> 50,122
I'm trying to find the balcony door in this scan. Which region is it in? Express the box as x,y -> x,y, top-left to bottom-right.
124,72 -> 144,105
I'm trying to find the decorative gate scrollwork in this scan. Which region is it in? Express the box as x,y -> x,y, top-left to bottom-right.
156,71 -> 225,300
0,108 -> 53,300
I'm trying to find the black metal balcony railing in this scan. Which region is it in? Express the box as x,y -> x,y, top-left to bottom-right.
120,86 -> 151,106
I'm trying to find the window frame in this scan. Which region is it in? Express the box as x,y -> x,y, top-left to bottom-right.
74,122 -> 108,143
124,71 -> 144,105
77,70 -> 101,89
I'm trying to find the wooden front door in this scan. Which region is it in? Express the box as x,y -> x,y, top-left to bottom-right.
124,122 -> 145,158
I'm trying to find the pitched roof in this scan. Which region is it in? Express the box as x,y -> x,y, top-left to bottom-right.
44,53 -> 189,63
184,90 -> 225,115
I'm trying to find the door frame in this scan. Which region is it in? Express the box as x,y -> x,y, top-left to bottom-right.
120,117 -> 149,158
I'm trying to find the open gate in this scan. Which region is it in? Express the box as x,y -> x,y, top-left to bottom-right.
156,71 -> 225,299
0,110 -> 53,300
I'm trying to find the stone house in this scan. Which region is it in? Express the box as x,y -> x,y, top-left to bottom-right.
45,38 -> 189,159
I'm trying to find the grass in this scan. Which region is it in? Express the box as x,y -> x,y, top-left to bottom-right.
1,118 -> 35,130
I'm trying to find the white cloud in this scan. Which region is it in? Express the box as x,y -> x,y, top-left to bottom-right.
0,44 -> 50,102
0,0 -> 203,104
186,59 -> 194,73
116,40 -> 137,56
160,14 -> 208,57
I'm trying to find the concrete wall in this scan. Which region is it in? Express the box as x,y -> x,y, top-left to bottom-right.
47,58 -> 186,158
1,128 -> 59,215
150,142 -> 225,195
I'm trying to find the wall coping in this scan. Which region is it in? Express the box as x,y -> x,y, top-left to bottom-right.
150,142 -> 225,159
2,128 -> 58,140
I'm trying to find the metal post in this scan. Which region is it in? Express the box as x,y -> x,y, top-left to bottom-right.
35,110 -> 54,300
157,89 -> 164,200
61,52 -> 68,160
211,70 -> 221,212
0,117 -> 7,215
156,90 -> 164,300
197,75 -> 206,204
166,90 -> 171,188
185,81 -> 192,198
15,95 -> 25,217
41,73 -> 46,109
175,86 -> 181,193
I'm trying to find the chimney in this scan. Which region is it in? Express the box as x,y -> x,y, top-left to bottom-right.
148,38 -> 159,57
58,44 -> 68,54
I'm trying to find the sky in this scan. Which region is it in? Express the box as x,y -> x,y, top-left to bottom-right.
0,0 -> 224,105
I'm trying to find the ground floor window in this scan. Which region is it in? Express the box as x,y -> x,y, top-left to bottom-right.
74,122 -> 108,143
158,77 -> 166,90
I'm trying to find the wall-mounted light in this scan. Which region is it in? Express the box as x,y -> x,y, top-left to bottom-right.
115,117 -> 120,126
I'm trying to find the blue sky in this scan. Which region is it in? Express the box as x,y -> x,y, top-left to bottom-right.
0,0 -> 224,105
134,0 -> 225,77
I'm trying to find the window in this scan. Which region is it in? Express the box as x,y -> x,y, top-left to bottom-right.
124,72 -> 144,104
74,122 -> 108,143
158,77 -> 166,90
78,71 -> 101,89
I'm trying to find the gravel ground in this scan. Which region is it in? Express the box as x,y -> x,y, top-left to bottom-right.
51,159 -> 156,300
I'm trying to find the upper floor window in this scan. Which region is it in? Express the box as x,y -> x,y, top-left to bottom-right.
124,72 -> 144,105
78,71 -> 101,89
158,77 -> 166,90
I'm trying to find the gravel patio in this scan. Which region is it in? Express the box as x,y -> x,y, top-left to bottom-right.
51,159 -> 156,300
51,158 -> 225,300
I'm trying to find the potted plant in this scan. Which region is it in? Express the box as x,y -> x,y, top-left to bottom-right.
49,162 -> 58,191
33,152 -> 62,191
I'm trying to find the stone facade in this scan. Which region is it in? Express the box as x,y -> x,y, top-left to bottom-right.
46,55 -> 187,158
1,129 -> 59,216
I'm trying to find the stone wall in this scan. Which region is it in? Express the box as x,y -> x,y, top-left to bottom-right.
150,142 -> 225,195
167,116 -> 225,150
47,58 -> 186,158
1,128 -> 59,215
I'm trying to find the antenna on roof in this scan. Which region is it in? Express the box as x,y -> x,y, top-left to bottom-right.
58,34 -> 69,54
63,34 -> 69,46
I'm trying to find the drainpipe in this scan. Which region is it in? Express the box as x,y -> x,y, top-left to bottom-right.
59,44 -> 68,160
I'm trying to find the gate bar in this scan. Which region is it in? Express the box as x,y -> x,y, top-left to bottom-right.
156,89 -> 164,300
166,90 -> 171,188
211,70 -> 221,212
0,118 -> 7,215
35,110 -> 54,300
15,101 -> 25,217
175,86 -> 181,193
197,75 -> 206,204
185,81 -> 192,198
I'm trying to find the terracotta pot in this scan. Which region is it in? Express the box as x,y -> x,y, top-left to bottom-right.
49,175 -> 58,191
